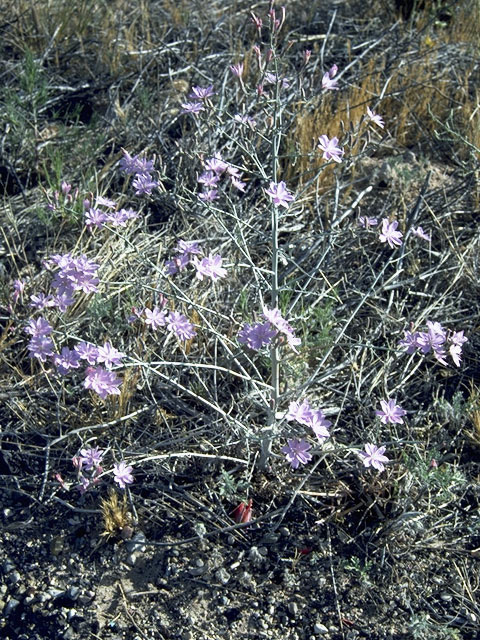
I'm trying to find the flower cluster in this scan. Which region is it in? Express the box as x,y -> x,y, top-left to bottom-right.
238,306 -> 301,353
72,446 -> 104,494
29,252 -> 100,313
24,317 -> 124,399
282,398 -> 332,469
84,195 -> 139,230
399,321 -> 467,367
119,149 -> 158,195
197,153 -> 247,201
69,447 -> 134,493
165,239 -> 227,282
45,180 -> 80,213
181,84 -> 214,114
136,297 -> 196,342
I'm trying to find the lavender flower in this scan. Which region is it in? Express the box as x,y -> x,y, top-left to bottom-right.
358,216 -> 378,229
198,189 -> 218,202
281,439 -> 312,469
322,64 -> 339,90
24,317 -> 52,337
193,254 -> 227,282
119,150 -> 155,175
379,219 -> 403,248
318,135 -> 344,163
85,207 -> 108,230
366,106 -> 385,128
79,446 -> 104,470
28,336 -> 54,362
412,226 -> 431,241
262,306 -> 301,352
358,444 -> 389,472
309,410 -> 332,443
204,154 -> 228,174
30,293 -> 55,310
230,63 -> 244,78
375,399 -> 406,424
177,240 -> 201,256
286,399 -> 314,425
132,173 -> 158,195
167,312 -> 196,341
52,347 -> 81,375
113,461 -> 134,489
96,342 -> 125,369
189,85 -> 214,100
181,101 -> 205,114
238,322 -> 277,350
144,306 -> 167,330
198,171 -> 220,188
74,342 -> 99,365
84,366 -> 122,399
265,181 -> 295,208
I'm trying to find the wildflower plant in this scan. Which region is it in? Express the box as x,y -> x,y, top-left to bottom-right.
3,3 -> 474,597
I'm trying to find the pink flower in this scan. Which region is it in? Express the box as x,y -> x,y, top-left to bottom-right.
379,219 -> 403,248
358,444 -> 389,472
265,181 -> 295,208
375,399 -> 406,424
282,439 -> 312,469
317,135 -> 344,163
366,106 -> 385,128
412,226 -> 431,241
145,306 -> 167,330
230,63 -> 244,78
113,461 -> 134,489
84,366 -> 122,399
96,342 -> 125,369
193,254 -> 227,282
322,64 -> 339,90
181,101 -> 205,114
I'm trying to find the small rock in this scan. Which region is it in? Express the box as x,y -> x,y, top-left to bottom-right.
215,568 -> 230,585
8,570 -> 21,585
288,602 -> 298,616
4,598 -> 20,616
2,561 -> 15,575
194,558 -> 204,568
125,532 -> 146,554
66,586 -> 80,601
189,566 -> 206,577
279,527 -> 290,537
314,622 -> 328,635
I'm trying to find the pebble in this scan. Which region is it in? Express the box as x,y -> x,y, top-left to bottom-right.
8,570 -> 21,585
4,598 -> 20,616
314,622 -> 328,634
288,602 -> 298,616
189,566 -> 206,577
125,532 -> 146,554
215,568 -> 230,585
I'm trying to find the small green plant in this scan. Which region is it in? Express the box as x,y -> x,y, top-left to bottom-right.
408,613 -> 461,640
217,470 -> 251,501
342,555 -> 373,585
